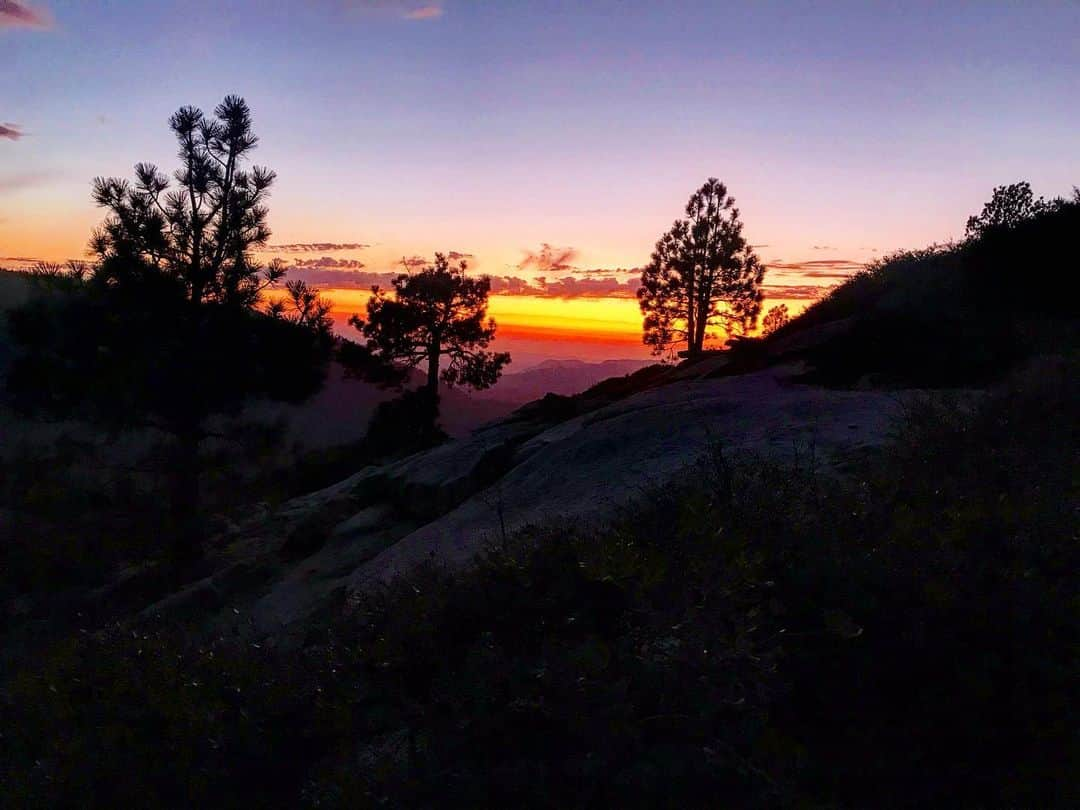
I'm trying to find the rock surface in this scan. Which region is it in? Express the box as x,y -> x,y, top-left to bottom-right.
197,364 -> 912,638
348,365 -> 900,586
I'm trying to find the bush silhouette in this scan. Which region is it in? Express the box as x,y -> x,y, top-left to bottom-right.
6,364 -> 1075,807
773,181 -> 1079,386
363,387 -> 448,458
762,303 -> 790,335
965,180 -> 1051,238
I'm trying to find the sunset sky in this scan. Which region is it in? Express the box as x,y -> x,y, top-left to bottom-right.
3,1 -> 1078,362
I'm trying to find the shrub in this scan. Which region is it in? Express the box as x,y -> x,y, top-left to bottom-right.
3,363 -> 1076,807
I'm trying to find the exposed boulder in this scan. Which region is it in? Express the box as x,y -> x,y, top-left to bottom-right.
348,365 -> 906,589
208,365 -> 918,638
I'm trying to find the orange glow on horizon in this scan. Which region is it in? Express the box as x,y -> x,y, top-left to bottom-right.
273,287 -> 813,360
488,295 -> 642,339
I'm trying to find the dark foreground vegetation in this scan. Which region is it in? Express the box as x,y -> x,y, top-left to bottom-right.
3,359 -> 1076,808
2,172 -> 1078,806
759,183 -> 1080,388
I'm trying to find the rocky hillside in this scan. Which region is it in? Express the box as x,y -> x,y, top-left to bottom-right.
137,199 -> 1080,642
5,217 -> 1076,806
144,358 -> 926,641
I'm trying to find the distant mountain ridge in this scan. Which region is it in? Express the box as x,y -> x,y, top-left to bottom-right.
279,358 -> 652,448
475,357 -> 650,403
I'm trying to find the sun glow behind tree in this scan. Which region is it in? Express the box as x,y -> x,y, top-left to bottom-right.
266,286 -> 816,362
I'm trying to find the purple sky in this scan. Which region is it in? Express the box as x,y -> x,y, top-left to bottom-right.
3,0 -> 1078,278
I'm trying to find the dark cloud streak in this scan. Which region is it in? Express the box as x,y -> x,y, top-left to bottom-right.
266,242 -> 370,252
520,243 -> 579,274
761,284 -> 830,300
0,0 -> 51,29
493,275 -> 640,299
290,257 -> 366,269
0,171 -> 51,191
283,263 -> 642,300
283,268 -> 399,289
345,1 -> 444,21
279,250 -> 851,304
766,258 -> 864,277
568,266 -> 640,276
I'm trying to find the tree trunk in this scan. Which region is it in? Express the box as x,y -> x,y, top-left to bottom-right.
689,271 -> 711,356
685,266 -> 697,358
170,424 -> 202,561
693,291 -> 709,355
425,344 -> 440,396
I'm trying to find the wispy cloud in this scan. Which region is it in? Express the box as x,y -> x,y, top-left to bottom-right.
0,122 -> 24,140
761,284 -> 830,300
398,254 -> 428,271
1,255 -> 48,264
278,248 -> 838,304
283,267 -> 399,289
404,4 -> 442,20
290,256 -> 367,269
568,266 -> 639,276
345,1 -> 444,21
0,171 -> 50,191
489,271 -> 641,299
519,243 -> 579,274
530,276 -> 639,298
765,259 -> 864,278
282,260 -> 642,300
266,242 -> 370,252
0,0 -> 52,29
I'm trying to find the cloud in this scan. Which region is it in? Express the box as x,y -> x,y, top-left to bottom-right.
485,275 -> 537,295
404,4 -> 442,19
0,0 -> 51,29
765,259 -> 865,278
1,255 -> 48,263
516,246 -> 640,282
0,123 -> 23,140
290,256 -> 366,269
0,171 -> 50,191
283,266 -> 398,289
761,284 -> 831,300
519,243 -> 579,274
345,1 -> 444,20
538,276 -> 640,298
398,254 -> 427,271
568,266 -> 640,276
487,274 -> 640,299
282,261 -> 642,300
266,242 -> 370,252
278,250 -> 836,303
798,270 -> 860,280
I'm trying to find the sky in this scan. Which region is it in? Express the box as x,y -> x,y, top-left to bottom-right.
2,0 -> 1078,361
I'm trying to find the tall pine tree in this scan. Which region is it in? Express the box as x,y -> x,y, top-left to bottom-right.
638,178 -> 764,358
